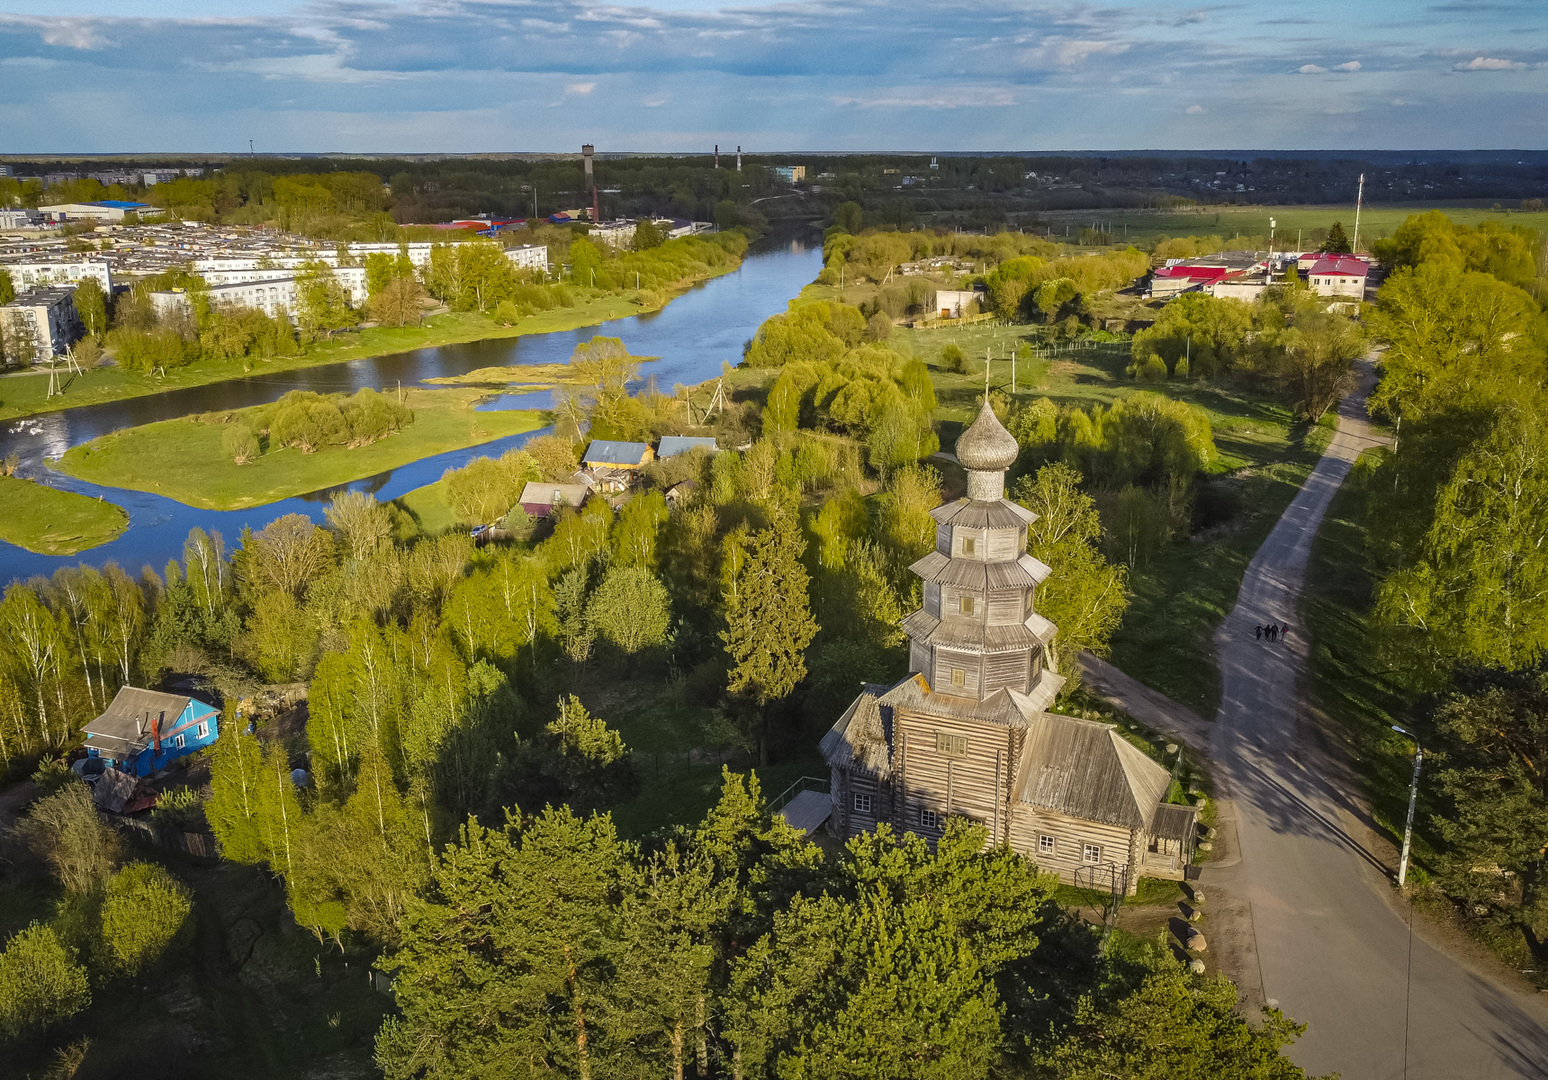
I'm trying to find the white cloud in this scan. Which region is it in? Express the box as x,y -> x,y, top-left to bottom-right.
565,81 -> 596,94
1454,56 -> 1525,70
1333,60 -> 1361,72
1186,103 -> 1204,114
1298,64 -> 1326,74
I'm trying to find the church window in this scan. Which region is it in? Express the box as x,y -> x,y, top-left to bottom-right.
950,668 -> 966,688
920,808 -> 941,829
1038,835 -> 1056,855
1082,844 -> 1102,864
962,536 -> 976,555
935,732 -> 967,757
959,596 -> 975,616
853,793 -> 872,814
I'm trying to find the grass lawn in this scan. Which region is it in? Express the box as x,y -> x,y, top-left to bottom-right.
573,675 -> 827,839
55,387 -> 544,510
0,473 -> 129,555
1036,202 -> 1548,251
394,475 -> 465,535
0,262 -> 741,425
1302,450 -> 1428,849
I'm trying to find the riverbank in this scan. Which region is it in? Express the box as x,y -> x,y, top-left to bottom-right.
0,474 -> 129,555
0,263 -> 738,425
54,388 -> 544,511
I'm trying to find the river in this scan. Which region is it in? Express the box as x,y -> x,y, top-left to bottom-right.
0,236 -> 822,584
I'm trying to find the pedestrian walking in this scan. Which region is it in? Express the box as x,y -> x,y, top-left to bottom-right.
1280,624 -> 1290,642
1255,625 -> 1263,641
1268,623 -> 1278,642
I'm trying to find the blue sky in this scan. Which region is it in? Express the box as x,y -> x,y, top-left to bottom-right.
0,0 -> 1544,152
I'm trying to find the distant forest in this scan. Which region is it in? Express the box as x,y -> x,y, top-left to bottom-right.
4,151 -> 1545,231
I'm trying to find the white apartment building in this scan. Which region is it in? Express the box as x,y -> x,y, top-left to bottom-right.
196,265 -> 368,306
2,287 -> 83,363
151,278 -> 300,321
4,260 -> 114,291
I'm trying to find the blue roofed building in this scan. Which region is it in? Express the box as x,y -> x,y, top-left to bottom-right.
656,435 -> 718,458
83,687 -> 219,777
36,199 -> 151,223
582,440 -> 654,470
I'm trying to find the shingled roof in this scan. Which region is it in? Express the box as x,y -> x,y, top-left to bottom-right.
819,683 -> 895,777
83,687 -> 195,754
1012,713 -> 1171,830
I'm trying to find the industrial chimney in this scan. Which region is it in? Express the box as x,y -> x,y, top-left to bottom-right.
714,144 -> 720,169
582,143 -> 597,221
736,145 -> 742,172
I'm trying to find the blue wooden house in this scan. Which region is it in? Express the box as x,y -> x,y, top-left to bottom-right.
83,687 -> 219,777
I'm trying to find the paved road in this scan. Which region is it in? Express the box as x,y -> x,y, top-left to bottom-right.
1207,359 -> 1548,1079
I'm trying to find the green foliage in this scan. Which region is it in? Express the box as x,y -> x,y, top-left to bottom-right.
263,388 -> 413,454
1320,221 -> 1352,253
1041,949 -> 1324,1080
13,780 -> 119,894
0,923 -> 91,1041
1373,210 -> 1543,291
441,448 -> 539,524
631,217 -> 667,250
294,260 -> 361,340
1366,261 -> 1540,423
940,342 -> 965,374
723,512 -> 819,708
97,862 -> 194,976
1012,463 -> 1129,674
1130,293 -> 1253,379
589,565 -> 673,654
1420,666 -> 1548,940
72,277 -> 108,337
1373,398 -> 1548,672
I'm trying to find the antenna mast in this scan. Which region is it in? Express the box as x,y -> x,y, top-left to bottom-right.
1352,173 -> 1365,253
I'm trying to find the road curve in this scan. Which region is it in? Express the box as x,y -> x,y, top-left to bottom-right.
1208,358 -> 1548,1080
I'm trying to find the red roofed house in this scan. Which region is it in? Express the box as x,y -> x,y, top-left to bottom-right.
1307,256 -> 1368,299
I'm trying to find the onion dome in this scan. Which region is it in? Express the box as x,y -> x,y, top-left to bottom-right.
955,401 -> 1019,473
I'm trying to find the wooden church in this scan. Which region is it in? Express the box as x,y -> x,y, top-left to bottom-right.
820,402 -> 1196,893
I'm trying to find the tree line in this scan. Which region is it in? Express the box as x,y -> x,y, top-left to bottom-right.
1355,211 -> 1548,958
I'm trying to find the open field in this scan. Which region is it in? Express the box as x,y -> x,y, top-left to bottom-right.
55,388 -> 543,510
0,474 -> 129,555
0,258 -> 739,424
1037,202 -> 1548,252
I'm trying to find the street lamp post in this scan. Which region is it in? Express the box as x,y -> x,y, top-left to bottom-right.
1391,725 -> 1424,887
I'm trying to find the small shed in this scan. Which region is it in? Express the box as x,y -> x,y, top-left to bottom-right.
664,479 -> 699,507
83,686 -> 219,777
582,440 -> 653,470
656,435 -> 718,459
519,481 -> 591,518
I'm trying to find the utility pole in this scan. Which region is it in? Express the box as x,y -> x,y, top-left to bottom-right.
1352,173 -> 1365,254
1392,725 -> 1423,887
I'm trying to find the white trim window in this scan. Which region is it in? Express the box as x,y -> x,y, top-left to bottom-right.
1082,843 -> 1101,864
853,792 -> 873,815
174,733 -> 186,749
196,721 -> 210,739
920,807 -> 941,830
1038,835 -> 1056,856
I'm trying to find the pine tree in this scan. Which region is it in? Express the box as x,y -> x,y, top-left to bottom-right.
721,513 -> 819,763
1321,221 -> 1352,254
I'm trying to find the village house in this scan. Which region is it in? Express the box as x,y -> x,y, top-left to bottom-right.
819,403 -> 1196,894
83,686 -> 219,777
1306,255 -> 1368,299
518,480 -> 591,519
656,435 -> 718,459
582,439 -> 654,471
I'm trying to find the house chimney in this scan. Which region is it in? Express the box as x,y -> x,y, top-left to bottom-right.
152,711 -> 162,754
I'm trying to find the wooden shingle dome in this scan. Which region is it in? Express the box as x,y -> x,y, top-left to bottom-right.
955,401 -> 1019,501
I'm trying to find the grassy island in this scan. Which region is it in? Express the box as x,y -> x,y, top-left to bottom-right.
56,387 -> 544,511
0,475 -> 130,555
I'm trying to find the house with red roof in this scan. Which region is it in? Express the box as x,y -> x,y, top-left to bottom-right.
1306,256 -> 1368,299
